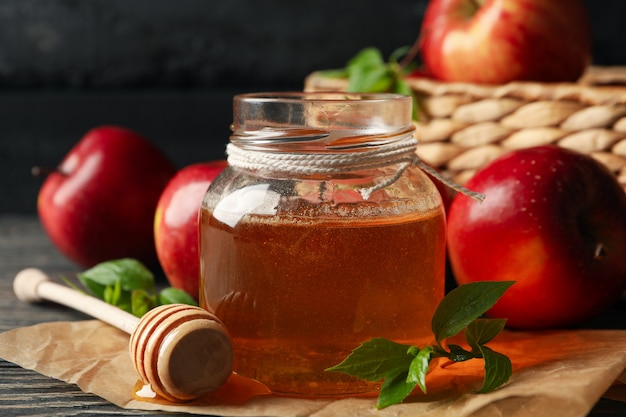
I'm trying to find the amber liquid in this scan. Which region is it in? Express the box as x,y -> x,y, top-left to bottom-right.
199,206 -> 446,396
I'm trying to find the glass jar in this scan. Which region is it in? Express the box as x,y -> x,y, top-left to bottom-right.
199,92 -> 446,397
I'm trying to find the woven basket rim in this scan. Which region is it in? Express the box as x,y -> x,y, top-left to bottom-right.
305,66 -> 626,106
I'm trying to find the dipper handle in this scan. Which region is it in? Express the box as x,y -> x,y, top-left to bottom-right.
13,268 -> 138,334
13,267 -> 234,402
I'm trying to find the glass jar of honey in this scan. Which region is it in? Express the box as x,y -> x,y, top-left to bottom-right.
199,92 -> 446,397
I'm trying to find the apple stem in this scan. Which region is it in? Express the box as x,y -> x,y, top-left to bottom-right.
399,34 -> 422,69
31,166 -> 56,177
594,243 -> 607,259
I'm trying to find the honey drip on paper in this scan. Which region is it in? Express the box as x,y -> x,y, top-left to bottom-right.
132,373 -> 272,405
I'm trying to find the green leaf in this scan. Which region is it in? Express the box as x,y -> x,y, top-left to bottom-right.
103,284 -> 115,306
447,344 -> 474,362
77,258 -> 155,297
466,318 -> 507,352
431,281 -> 514,344
345,48 -> 392,93
71,258 -> 198,318
78,264 -> 118,287
346,47 -> 385,70
110,279 -> 122,306
393,78 -> 413,96
326,281 -> 515,409
116,259 -> 155,292
407,345 -> 433,393
347,66 -> 394,93
77,272 -> 112,300
377,370 -> 417,409
318,46 -> 423,121
132,289 -> 156,318
326,337 -> 414,381
158,287 -> 198,306
476,345 -> 512,393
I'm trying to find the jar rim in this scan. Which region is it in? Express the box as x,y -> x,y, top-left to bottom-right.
230,91 -> 415,152
234,91 -> 412,104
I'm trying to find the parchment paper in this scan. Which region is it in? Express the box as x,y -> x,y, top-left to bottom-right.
1,320 -> 626,417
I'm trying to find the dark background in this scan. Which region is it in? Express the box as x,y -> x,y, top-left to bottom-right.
1,0 -> 625,214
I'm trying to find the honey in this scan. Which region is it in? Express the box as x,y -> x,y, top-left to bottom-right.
200,203 -> 445,396
199,92 -> 447,396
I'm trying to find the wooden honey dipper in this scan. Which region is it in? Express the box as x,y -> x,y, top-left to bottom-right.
13,268 -> 234,402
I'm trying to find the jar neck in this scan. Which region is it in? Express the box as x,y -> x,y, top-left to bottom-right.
227,92 -> 486,202
229,92 -> 414,153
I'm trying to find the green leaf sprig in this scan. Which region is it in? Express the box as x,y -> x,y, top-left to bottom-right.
318,46 -> 420,120
64,258 -> 197,318
326,281 -> 515,409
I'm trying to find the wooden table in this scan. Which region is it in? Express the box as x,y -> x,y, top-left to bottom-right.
1,214 -> 626,416
0,215 -> 170,415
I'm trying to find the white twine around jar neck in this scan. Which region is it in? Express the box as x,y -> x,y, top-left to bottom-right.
226,136 -> 485,202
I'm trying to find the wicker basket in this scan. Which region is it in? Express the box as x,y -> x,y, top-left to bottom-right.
304,67 -> 626,192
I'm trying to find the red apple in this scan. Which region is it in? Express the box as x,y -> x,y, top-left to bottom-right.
37,126 -> 176,268
154,161 -> 228,299
419,0 -> 591,84
447,146 -> 626,329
